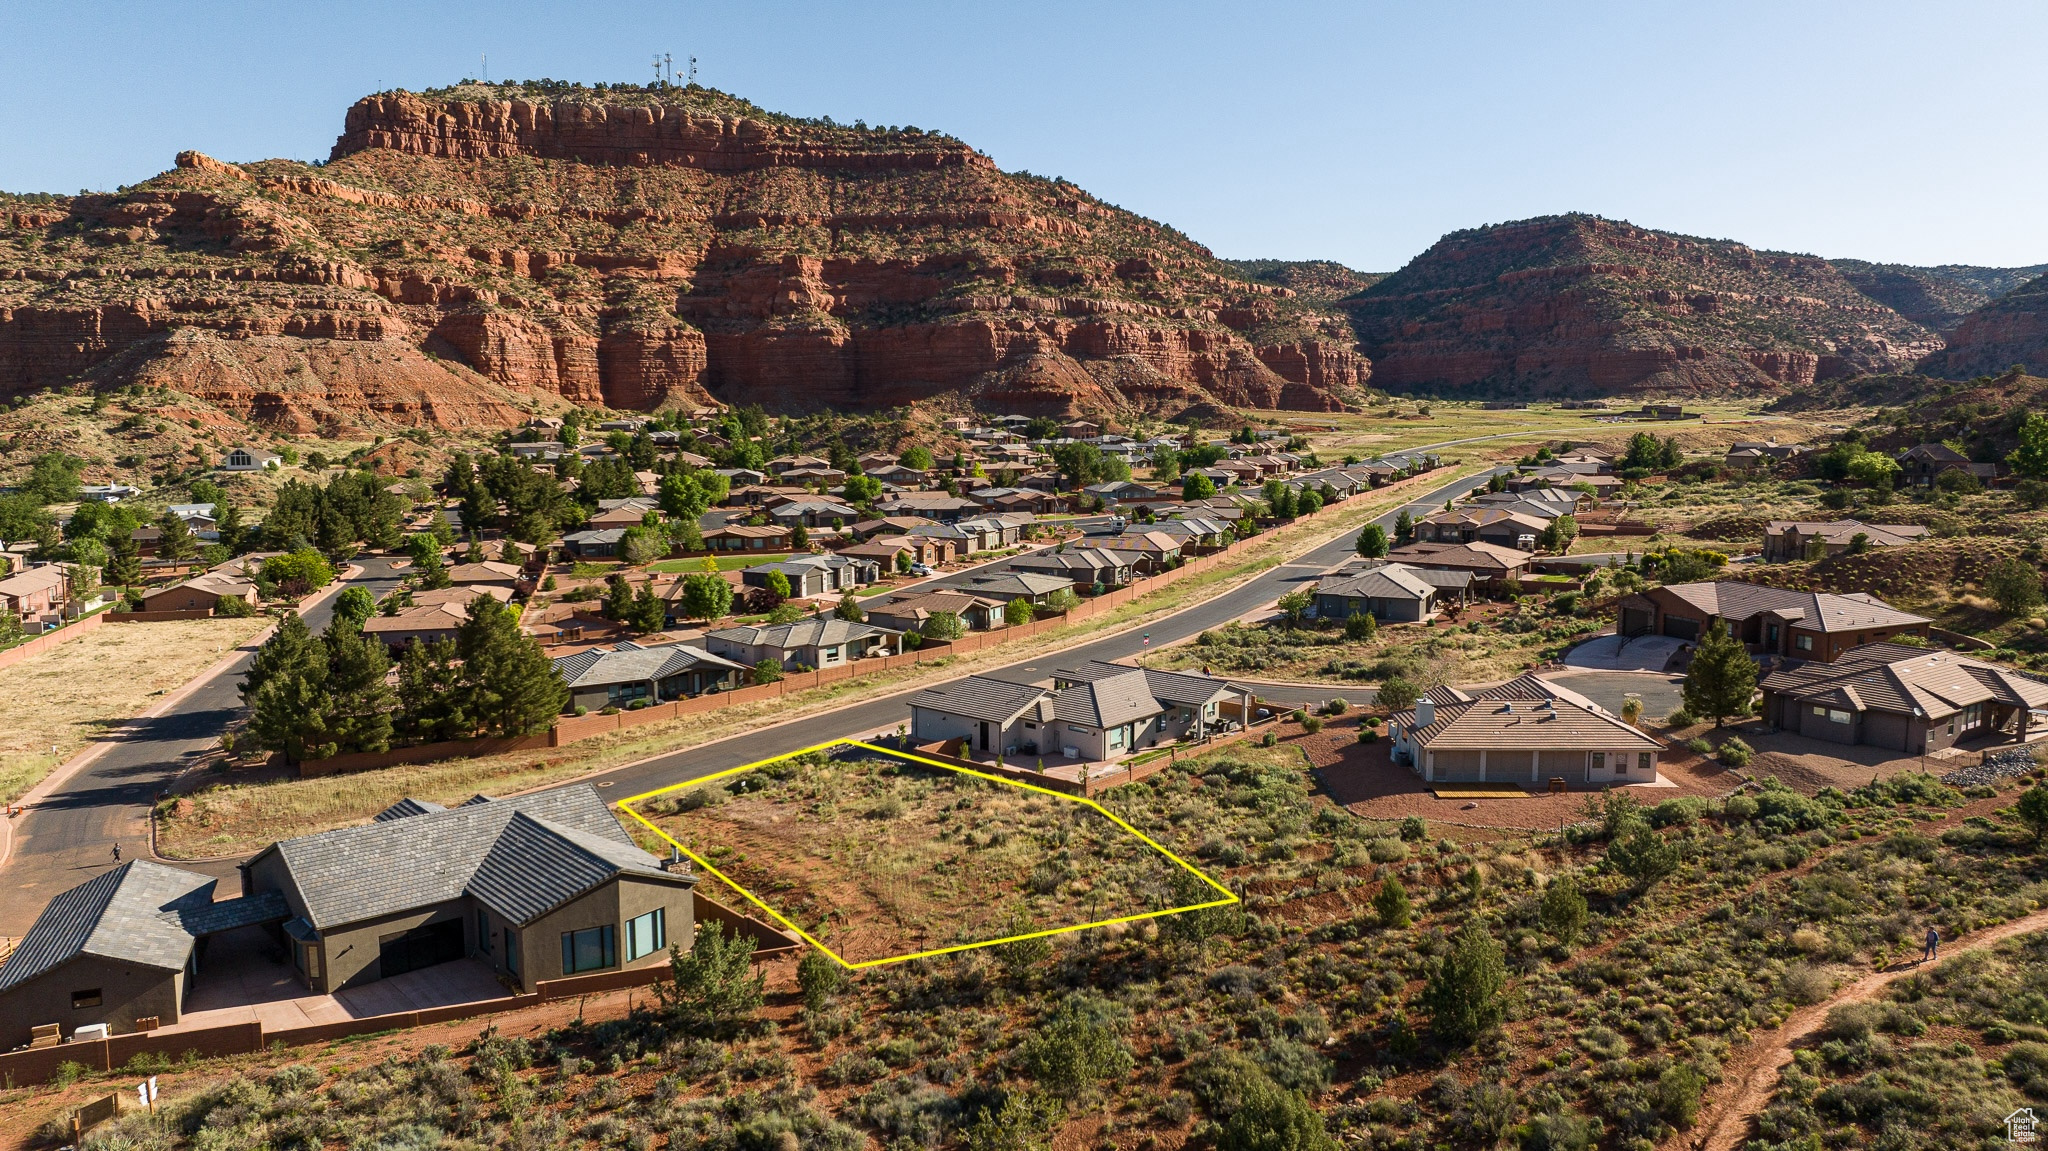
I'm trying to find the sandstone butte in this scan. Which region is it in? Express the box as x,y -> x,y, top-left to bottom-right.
0,83 -> 1371,436
1340,214 -> 1954,399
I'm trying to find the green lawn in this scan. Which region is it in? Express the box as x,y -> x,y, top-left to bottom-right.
647,553 -> 790,573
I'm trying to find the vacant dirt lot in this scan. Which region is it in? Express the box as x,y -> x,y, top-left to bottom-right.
633,749 -> 1202,964
0,615 -> 266,804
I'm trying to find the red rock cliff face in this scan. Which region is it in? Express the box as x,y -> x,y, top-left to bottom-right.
1345,214 -> 1940,398
0,86 -> 1366,427
1918,272 -> 2048,379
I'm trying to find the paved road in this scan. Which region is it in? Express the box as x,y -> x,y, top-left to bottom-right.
0,558 -> 405,935
569,468 -> 1506,802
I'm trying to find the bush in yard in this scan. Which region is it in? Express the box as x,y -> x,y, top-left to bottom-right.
1218,1074 -> 1336,1151
1718,736 -> 1754,767
1301,716 -> 1323,734
1373,875 -> 1412,928
1343,612 -> 1377,641
1324,697 -> 1348,715
1606,822 -> 1679,887
1357,727 -> 1378,744
798,950 -> 844,1012
1399,815 -> 1426,841
1685,736 -> 1714,754
1539,873 -> 1589,948
1423,919 -> 1506,1044
1723,794 -> 1758,820
1664,706 -> 1694,727
1018,996 -> 1133,1101
2017,784 -> 2048,843
1377,675 -> 1419,713
657,920 -> 765,1036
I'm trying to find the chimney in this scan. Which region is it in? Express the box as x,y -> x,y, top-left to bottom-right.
1415,696 -> 1435,727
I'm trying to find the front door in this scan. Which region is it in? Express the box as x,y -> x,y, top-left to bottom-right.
978,722 -> 990,751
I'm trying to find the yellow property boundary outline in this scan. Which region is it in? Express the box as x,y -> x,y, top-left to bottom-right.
618,737 -> 1238,970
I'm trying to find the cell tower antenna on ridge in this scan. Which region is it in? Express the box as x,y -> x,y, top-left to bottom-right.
482,53 -> 488,84
688,56 -> 697,85
664,53 -> 673,85
653,53 -> 663,86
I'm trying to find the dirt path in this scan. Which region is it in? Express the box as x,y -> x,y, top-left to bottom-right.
1673,905 -> 2048,1151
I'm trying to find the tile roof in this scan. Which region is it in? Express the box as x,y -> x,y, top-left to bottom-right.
705,618 -> 891,649
248,785 -> 664,931
552,642 -> 746,688
1760,643 -> 2048,719
1392,673 -> 1662,753
1763,520 -> 1930,547
909,676 -> 1054,724
1386,542 -> 1532,574
374,797 -> 447,821
466,812 -> 672,924
965,572 -> 1075,598
0,861 -> 215,991
1061,660 -> 1242,708
1654,582 -> 1930,634
1318,564 -> 1438,602
1053,669 -> 1164,728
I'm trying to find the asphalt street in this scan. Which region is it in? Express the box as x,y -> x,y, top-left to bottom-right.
0,558 -> 405,936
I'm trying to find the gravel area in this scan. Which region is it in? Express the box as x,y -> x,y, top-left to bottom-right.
1944,746 -> 2044,788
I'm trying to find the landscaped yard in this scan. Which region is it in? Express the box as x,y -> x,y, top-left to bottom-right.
629,746 -> 1202,965
0,615 -> 268,804
647,553 -> 791,573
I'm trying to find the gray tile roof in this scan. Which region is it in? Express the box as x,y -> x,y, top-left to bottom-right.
1053,669 -> 1163,728
175,890 -> 290,936
1319,564 -> 1438,602
1656,582 -> 1930,634
0,861 -> 215,991
965,572 -> 1074,598
1062,660 -> 1241,709
909,676 -> 1053,724
552,643 -> 746,689
374,797 -> 447,822
249,786 -> 656,931
467,813 -> 673,924
705,618 -> 890,649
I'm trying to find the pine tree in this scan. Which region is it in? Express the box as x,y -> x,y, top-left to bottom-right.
604,574 -> 634,621
215,503 -> 246,554
628,583 -> 668,632
1355,523 -> 1388,558
156,510 -> 198,561
1682,625 -> 1759,727
835,592 -> 864,622
322,625 -> 394,753
105,531 -> 142,588
1422,919 -> 1506,1044
1394,509 -> 1415,544
241,612 -> 319,704
456,598 -> 568,737
397,637 -> 465,743
1539,873 -> 1589,947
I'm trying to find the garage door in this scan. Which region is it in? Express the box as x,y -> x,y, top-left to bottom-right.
1620,608 -> 1651,637
379,918 -> 465,979
1662,617 -> 1700,641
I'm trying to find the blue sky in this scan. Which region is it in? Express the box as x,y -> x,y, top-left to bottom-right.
4,1 -> 2044,271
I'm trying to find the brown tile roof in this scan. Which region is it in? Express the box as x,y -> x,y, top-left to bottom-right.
1394,673 -> 1661,752
1655,582 -> 1929,634
1761,643 -> 2048,719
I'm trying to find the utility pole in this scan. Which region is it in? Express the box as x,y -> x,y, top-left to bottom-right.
664,53 -> 673,86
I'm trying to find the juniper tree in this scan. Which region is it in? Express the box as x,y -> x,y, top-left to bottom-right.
1682,626 -> 1758,728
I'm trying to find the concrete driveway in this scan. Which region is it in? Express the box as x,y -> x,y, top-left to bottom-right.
1563,633 -> 1692,673
1542,670 -> 1685,720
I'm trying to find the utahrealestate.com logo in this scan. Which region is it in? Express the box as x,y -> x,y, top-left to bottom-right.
2010,1108 -> 2040,1145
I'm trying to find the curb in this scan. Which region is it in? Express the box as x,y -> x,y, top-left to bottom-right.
0,565 -> 368,872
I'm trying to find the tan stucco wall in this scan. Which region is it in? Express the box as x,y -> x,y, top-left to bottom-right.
0,956 -> 186,1047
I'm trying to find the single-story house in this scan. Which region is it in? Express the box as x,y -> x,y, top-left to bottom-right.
1385,542 -> 1534,586
0,787 -> 695,1044
1759,643 -> 2048,752
138,573 -> 257,614
908,662 -> 1250,761
767,500 -> 862,529
864,465 -> 927,487
79,484 -> 142,503
1009,547 -> 1134,590
875,496 -> 985,523
767,455 -> 831,475
1613,581 -> 1931,662
1094,531 -> 1184,573
240,786 -> 695,995
551,640 -> 748,710
704,524 -> 794,552
1388,673 -> 1663,788
1416,507 -> 1549,550
962,571 -> 1075,605
1313,563 -> 1455,623
561,529 -> 628,559
218,447 -> 282,472
410,585 -> 513,609
1761,520 -> 1931,563
836,537 -> 917,570
363,602 -> 473,651
705,618 -> 897,669
447,561 -> 528,590
865,590 -> 1008,634
849,516 -> 938,540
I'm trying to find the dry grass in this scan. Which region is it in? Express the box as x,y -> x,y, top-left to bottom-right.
0,615 -> 266,804
633,749 -> 1193,964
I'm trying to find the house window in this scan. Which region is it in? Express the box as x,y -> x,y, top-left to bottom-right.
1795,635 -> 1814,652
1109,726 -> 1127,750
607,683 -> 652,706
477,909 -> 491,954
1637,753 -> 1652,771
71,989 -> 102,1010
1591,752 -> 1606,772
1828,709 -> 1852,724
562,925 -> 617,974
626,909 -> 667,961
504,929 -> 519,974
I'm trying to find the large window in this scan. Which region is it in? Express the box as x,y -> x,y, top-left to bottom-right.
504,929 -> 519,974
607,683 -> 652,707
562,925 -> 617,974
626,908 -> 667,961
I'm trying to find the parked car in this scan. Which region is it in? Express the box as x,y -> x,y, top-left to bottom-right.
910,564 -> 933,576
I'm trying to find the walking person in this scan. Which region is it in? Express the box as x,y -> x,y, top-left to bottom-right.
111,842 -> 122,864
1923,925 -> 1940,963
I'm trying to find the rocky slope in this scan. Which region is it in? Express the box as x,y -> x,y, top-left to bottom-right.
1341,214 -> 1942,398
1829,259 -> 2048,334
0,83 -> 1369,434
1916,272 -> 2048,379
